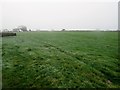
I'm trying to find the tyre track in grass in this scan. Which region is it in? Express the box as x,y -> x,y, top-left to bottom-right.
43,43 -> 103,74
43,42 -> 119,87
42,42 -> 100,87
43,42 -> 95,66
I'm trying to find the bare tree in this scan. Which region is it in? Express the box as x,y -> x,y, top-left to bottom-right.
18,25 -> 27,31
62,29 -> 65,31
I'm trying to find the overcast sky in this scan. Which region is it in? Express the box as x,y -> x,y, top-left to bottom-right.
0,0 -> 119,30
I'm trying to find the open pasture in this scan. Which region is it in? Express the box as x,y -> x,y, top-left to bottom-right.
2,31 -> 119,88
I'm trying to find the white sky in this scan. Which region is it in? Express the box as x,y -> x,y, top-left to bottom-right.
0,0 -> 119,30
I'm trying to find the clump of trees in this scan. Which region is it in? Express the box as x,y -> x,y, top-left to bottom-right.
18,25 -> 27,31
13,25 -> 28,32
62,29 -> 65,31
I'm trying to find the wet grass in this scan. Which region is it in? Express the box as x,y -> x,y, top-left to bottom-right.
2,31 -> 120,88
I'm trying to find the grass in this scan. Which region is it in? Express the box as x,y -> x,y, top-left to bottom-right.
2,31 -> 120,88
0,37 -> 2,89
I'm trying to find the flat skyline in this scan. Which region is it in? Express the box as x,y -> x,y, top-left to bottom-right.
0,0 -> 119,30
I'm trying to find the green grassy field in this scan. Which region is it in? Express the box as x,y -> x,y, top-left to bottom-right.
2,31 -> 120,88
